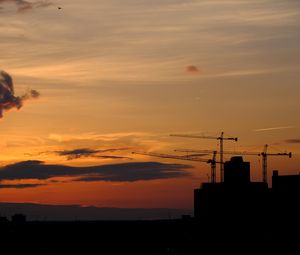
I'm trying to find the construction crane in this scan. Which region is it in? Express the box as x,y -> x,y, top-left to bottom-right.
132,151 -> 220,183
170,132 -> 238,182
261,144 -> 292,183
175,144 -> 292,183
176,148 -> 258,182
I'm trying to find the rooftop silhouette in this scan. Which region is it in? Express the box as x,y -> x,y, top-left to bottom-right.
0,156 -> 299,254
194,157 -> 299,223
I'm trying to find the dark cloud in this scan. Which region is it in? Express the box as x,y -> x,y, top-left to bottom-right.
54,148 -> 130,160
56,148 -> 101,160
0,183 -> 43,189
0,160 -> 192,183
0,70 -> 40,118
186,65 -> 200,74
0,0 -> 52,12
285,139 -> 300,144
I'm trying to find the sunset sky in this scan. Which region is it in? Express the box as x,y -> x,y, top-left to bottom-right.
0,0 -> 299,209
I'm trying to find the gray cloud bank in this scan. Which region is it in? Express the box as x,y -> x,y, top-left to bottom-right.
0,183 -> 43,189
0,161 -> 192,185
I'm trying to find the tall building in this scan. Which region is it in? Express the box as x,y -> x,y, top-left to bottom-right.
194,157 -> 268,220
224,156 -> 250,185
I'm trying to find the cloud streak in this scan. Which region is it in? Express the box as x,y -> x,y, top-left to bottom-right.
48,132 -> 152,143
285,139 -> 300,144
0,160 -> 192,184
0,0 -> 52,12
254,126 -> 296,132
55,148 -> 130,160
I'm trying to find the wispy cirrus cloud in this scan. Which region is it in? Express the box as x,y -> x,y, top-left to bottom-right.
254,126 -> 296,132
0,0 -> 52,12
48,132 -> 152,143
0,160 -> 192,185
46,132 -> 170,155
285,139 -> 300,144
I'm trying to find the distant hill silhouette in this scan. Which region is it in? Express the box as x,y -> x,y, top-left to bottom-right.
0,202 -> 192,221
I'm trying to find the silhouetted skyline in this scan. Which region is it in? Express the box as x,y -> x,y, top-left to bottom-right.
0,157 -> 298,255
0,0 -> 299,210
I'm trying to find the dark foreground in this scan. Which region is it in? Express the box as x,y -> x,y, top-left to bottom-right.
1,216 -> 299,255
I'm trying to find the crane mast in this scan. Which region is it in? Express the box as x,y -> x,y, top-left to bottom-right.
262,144 -> 268,184
261,144 -> 292,183
211,151 -> 217,183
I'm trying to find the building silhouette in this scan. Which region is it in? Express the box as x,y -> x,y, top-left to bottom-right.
272,170 -> 300,193
0,216 -> 9,224
194,156 -> 299,223
11,214 -> 26,224
272,170 -> 300,220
